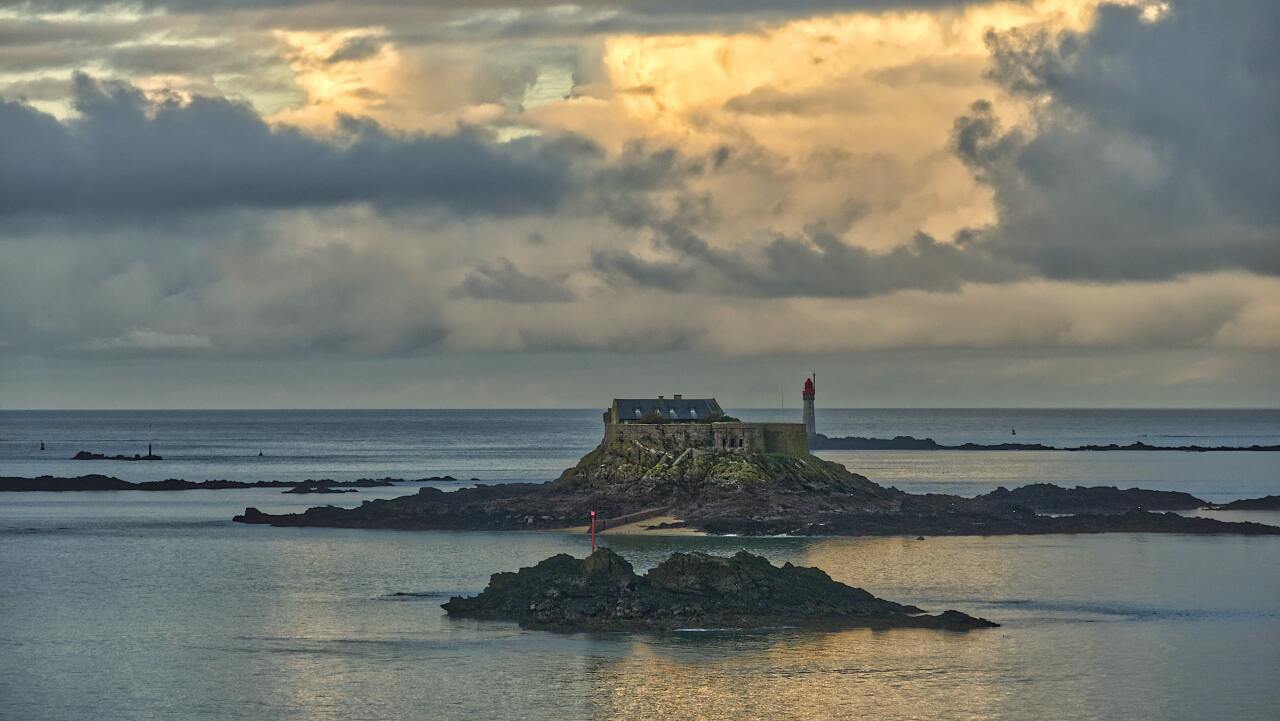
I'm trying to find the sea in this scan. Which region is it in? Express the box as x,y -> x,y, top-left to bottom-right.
1,408 -> 1278,721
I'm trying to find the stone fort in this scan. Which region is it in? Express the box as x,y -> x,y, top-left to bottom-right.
603,395 -> 809,456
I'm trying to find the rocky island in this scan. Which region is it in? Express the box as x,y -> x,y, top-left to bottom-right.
442,547 -> 997,632
233,395 -> 1280,537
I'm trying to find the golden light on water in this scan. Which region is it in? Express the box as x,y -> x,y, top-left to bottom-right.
582,615 -> 1005,720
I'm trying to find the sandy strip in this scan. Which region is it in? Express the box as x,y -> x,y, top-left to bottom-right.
603,515 -> 707,536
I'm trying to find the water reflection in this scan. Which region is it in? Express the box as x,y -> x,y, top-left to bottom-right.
4,497 -> 1279,721
580,628 -> 1006,721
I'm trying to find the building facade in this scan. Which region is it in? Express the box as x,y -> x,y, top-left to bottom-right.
603,396 -> 809,455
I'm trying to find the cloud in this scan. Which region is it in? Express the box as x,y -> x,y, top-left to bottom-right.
458,257 -> 574,302
596,0 -> 1280,300
594,226 -> 1027,298
0,72 -> 597,218
953,0 -> 1280,281
1,0 -> 1277,414
84,329 -> 215,352
724,84 -> 869,116
326,35 -> 386,64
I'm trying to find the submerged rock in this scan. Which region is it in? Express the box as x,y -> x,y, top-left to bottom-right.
1207,495 -> 1280,510
442,548 -> 998,632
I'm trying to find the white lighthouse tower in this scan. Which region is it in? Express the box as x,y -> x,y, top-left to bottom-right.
802,374 -> 816,448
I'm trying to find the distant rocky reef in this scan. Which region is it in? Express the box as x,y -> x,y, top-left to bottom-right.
72,451 -> 163,461
811,434 -> 1280,452
0,475 -> 396,492
441,548 -> 998,632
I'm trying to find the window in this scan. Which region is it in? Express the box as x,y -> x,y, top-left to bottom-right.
690,408 -> 697,419
634,408 -> 641,418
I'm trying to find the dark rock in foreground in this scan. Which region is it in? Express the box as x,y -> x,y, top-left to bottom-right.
1207,495 -> 1280,510
812,434 -> 1280,452
0,475 -> 395,492
72,450 -> 162,461
441,548 -> 997,632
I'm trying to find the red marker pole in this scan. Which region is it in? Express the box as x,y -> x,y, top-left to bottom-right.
590,510 -> 597,551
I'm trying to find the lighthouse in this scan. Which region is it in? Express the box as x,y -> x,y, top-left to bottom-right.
802,375 -> 816,447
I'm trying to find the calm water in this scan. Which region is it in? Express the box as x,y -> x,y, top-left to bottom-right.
2,409 -> 1279,720
3,408 -> 1279,500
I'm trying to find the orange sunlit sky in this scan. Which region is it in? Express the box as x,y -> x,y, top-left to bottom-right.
0,0 -> 1276,408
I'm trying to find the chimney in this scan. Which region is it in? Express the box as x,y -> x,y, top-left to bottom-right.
658,395 -> 664,400
673,394 -> 682,400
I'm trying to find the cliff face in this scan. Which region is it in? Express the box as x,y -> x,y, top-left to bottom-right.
441,548 -> 999,631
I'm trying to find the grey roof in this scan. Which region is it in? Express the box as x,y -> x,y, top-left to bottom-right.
613,398 -> 723,422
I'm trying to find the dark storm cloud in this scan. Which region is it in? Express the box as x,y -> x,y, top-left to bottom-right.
955,0 -> 1280,280
13,0 -> 969,15
457,257 -> 574,302
4,1 -> 973,44
106,42 -> 275,76
0,73 -> 595,217
594,227 -> 1024,298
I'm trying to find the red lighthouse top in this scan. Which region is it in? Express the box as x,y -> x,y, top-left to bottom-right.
802,376 -> 815,398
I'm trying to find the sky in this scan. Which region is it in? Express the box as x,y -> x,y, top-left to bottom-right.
0,0 -> 1277,409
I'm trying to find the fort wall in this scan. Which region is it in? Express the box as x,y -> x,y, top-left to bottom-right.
604,421 -> 808,455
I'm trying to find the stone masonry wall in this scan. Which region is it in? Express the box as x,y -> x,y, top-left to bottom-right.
604,421 -> 808,455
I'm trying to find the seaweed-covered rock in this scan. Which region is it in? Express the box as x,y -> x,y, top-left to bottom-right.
441,548 -> 998,632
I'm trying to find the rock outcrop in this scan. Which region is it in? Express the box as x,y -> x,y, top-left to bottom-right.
441,548 -> 998,632
233,439 -> 901,531
974,484 -> 1206,513
1207,495 -> 1280,510
72,450 -> 162,461
231,437 -> 1280,536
